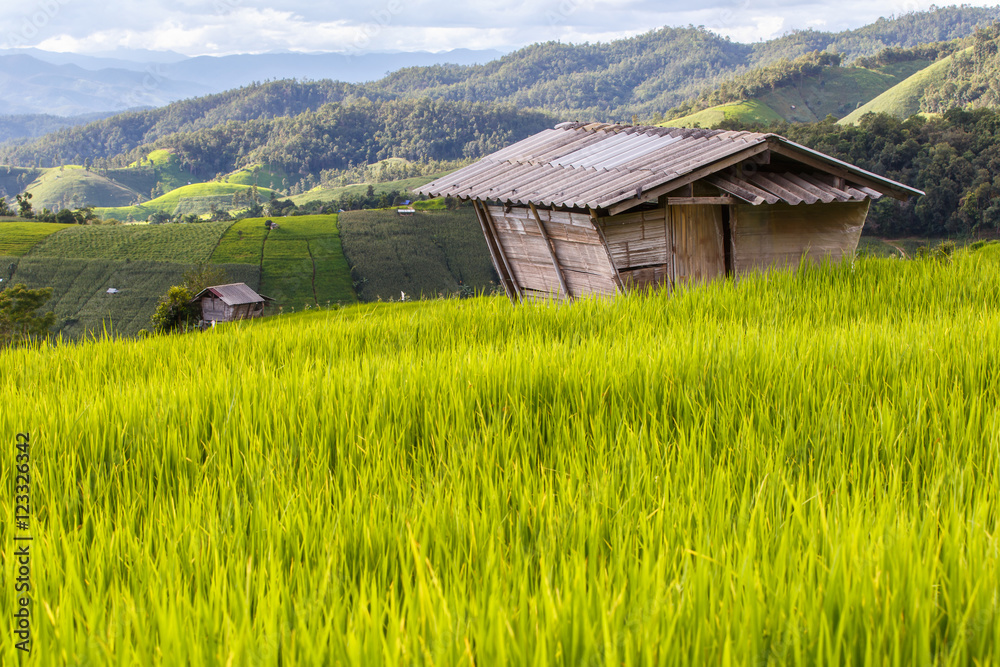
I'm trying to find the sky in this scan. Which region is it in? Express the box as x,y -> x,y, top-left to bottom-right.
2,0 -> 999,57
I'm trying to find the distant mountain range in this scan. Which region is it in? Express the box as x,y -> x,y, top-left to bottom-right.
0,48 -> 506,117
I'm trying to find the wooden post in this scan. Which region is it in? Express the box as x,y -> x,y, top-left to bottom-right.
473,199 -> 520,302
588,208 -> 625,294
666,200 -> 676,289
530,203 -> 571,299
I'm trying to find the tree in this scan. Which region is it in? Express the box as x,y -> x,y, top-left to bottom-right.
0,284 -> 55,348
183,265 -> 228,295
15,192 -> 33,219
55,209 -> 77,225
151,286 -> 199,334
0,197 -> 11,217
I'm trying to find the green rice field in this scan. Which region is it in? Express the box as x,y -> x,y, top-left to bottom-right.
27,220 -> 234,263
339,208 -> 496,301
257,215 -> 356,307
4,257 -> 261,338
1,248 -> 998,664
0,221 -> 72,256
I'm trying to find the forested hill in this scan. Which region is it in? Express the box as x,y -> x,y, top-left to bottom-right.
4,4 -> 1000,169
33,98 -> 553,181
0,80 -> 373,167
749,5 -> 1000,64
368,6 -> 1000,119
920,23 -> 1000,112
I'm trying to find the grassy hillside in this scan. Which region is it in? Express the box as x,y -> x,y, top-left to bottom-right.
839,50 -> 963,124
95,182 -> 277,221
758,63 -> 931,122
2,249 -> 999,663
339,208 -> 496,301
661,100 -> 785,128
284,174 -> 447,206
128,149 -> 197,192
22,166 -> 144,210
0,220 -> 72,255
5,257 -> 260,338
223,163 -> 292,190
0,214 -> 352,338
0,166 -> 41,199
664,53 -> 938,127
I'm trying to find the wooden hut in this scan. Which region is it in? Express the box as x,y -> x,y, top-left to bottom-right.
190,283 -> 272,323
414,122 -> 923,301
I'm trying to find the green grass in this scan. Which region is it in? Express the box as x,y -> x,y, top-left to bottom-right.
758,64 -> 928,122
661,100 -> 786,128
96,183 -> 278,221
839,51 -> 965,124
26,221 -> 235,263
128,149 -> 198,192
22,167 -> 143,210
2,249 -> 999,664
284,174 -> 448,206
0,220 -> 73,256
224,163 -> 292,191
340,208 -> 497,301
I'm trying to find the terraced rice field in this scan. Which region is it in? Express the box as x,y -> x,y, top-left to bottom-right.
2,248 -> 998,664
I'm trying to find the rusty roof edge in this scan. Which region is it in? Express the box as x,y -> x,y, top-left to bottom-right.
768,135 -> 925,196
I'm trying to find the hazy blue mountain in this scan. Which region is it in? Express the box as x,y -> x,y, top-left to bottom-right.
158,49 -> 508,89
0,111 -> 121,145
0,54 -> 211,116
0,48 -> 506,117
0,47 -> 189,71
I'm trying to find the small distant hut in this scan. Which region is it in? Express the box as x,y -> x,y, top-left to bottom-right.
190,283 -> 273,323
414,122 -> 923,301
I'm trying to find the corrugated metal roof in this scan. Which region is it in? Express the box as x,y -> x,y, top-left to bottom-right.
414,122 -> 923,210
190,283 -> 270,306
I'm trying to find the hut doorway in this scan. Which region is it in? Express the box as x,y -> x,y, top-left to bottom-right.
669,204 -> 727,286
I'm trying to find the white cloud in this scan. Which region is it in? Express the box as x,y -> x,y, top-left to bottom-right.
714,16 -> 786,43
3,0 -> 1000,55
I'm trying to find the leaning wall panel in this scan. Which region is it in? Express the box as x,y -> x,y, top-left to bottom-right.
732,201 -> 868,275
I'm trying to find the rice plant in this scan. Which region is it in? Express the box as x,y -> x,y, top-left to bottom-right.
1,248 -> 998,665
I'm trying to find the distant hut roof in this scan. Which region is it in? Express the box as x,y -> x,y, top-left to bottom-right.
415,122 -> 923,214
190,283 -> 273,306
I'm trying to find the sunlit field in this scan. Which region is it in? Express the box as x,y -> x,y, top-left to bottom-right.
2,248 -> 998,665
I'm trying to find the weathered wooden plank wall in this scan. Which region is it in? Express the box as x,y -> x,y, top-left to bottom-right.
731,201 -> 868,275
201,297 -> 229,321
486,205 -> 618,300
598,204 -> 725,289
